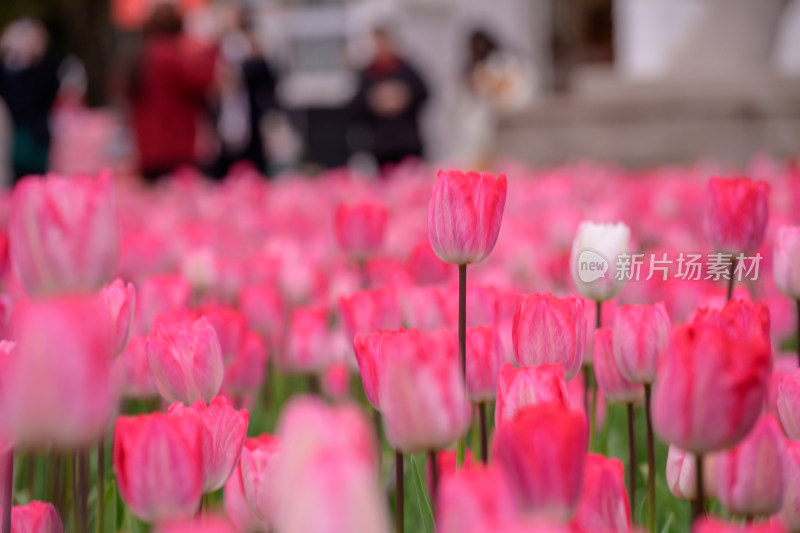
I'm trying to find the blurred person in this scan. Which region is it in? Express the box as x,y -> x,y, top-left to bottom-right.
350,27 -> 429,171
126,4 -> 216,182
211,3 -> 279,178
0,17 -> 62,183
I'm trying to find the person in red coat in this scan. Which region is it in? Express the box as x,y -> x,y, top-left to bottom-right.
128,4 -> 216,181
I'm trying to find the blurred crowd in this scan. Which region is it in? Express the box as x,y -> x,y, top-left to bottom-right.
0,3 -> 532,186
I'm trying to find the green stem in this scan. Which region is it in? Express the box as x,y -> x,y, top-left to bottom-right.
97,439 -> 105,533
428,450 -> 438,519
727,257 -> 736,301
395,450 -> 404,533
644,384 -> 656,533
457,264 -> 467,468
2,449 -> 13,533
478,402 -> 488,463
692,454 -> 705,523
796,300 -> 800,368
627,402 -> 637,520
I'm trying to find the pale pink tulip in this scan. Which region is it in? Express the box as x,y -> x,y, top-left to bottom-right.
774,226 -> 800,299
239,434 -> 281,522
224,458 -> 270,532
102,278 -> 136,355
612,302 -> 671,384
593,328 -> 643,404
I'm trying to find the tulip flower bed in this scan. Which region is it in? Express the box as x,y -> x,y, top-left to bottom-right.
0,158 -> 799,533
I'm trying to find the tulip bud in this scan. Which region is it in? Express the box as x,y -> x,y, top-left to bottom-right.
10,501 -> 63,533
512,293 -> 585,380
491,404 -> 587,521
466,325 -> 505,402
666,445 -> 698,500
379,329 -> 470,453
167,396 -> 249,492
715,415 -> 786,517
592,328 -> 643,404
224,459 -> 270,533
427,170 -> 507,265
612,303 -> 671,384
9,171 -> 118,296
338,288 -> 402,342
146,316 -> 224,405
652,322 -> 771,454
704,176 -> 769,254
437,464 -> 518,533
239,434 -> 281,522
774,226 -> 800,299
113,413 -> 203,522
569,221 -> 630,302
334,202 -> 388,258
495,363 -> 569,425
571,454 -> 631,533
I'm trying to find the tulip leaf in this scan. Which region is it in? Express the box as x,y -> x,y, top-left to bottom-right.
409,455 -> 434,533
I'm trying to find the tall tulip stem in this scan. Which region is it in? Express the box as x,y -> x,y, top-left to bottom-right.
692,454 -> 705,522
478,402 -> 488,463
727,258 -> 736,301
395,450 -> 404,533
2,449 -> 13,533
644,384 -> 656,533
627,402 -> 637,518
587,300 -> 602,451
796,299 -> 800,367
457,264 -> 467,468
97,439 -> 105,533
428,450 -> 439,519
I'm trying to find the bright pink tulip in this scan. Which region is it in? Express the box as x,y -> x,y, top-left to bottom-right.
781,440 -> 800,531
706,298 -> 772,345
146,316 -> 224,405
779,369 -> 800,440
0,296 -> 116,447
333,202 -> 388,258
593,328 -> 643,404
714,414 -> 786,516
238,283 -> 285,346
9,171 -> 118,296
114,335 -> 158,399
427,449 -> 474,496
692,518 -> 786,533
774,226 -> 800,299
512,293 -> 586,380
239,434 -> 281,522
281,305 -> 332,373
10,501 -> 63,533
612,302 -> 671,384
224,458 -> 270,533
704,176 -> 770,253
338,288 -> 402,342
491,404 -> 588,521
652,322 -> 771,453
571,453 -> 631,533
155,516 -> 236,533
437,464 -> 518,533
352,329 -> 395,410
379,329 -> 470,452
466,325 -> 505,402
113,413 -> 203,522
322,362 -> 351,401
223,332 -> 268,397
135,273 -> 192,334
199,305 -> 247,363
495,363 -> 569,425
102,278 -> 136,355
427,170 -> 507,265
167,396 -> 249,492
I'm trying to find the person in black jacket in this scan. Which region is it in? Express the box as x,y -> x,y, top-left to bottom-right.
350,27 -> 429,170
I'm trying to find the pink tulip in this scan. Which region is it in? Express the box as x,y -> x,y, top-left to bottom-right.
407,240 -> 451,285
767,354 -> 797,416
114,335 -> 158,399
281,305 -> 332,373
274,397 -> 389,533
714,414 -> 786,516
437,464 -> 518,533
707,298 -> 772,345
612,302 -> 671,384
333,202 -> 388,258
223,332 -> 268,397
0,296 -> 116,447
652,322 -> 771,453
491,404 -> 588,521
238,283 -> 285,347
338,288 -> 402,342
379,329 -> 470,452
155,516 -> 236,533
167,396 -> 249,492
512,293 -> 586,380
704,176 -> 769,253
352,329 -> 396,410
199,305 -> 247,363
466,325 -> 505,402
113,413 -> 203,522
571,454 -> 631,533
693,518 -> 786,533
135,274 -> 192,334
9,501 -> 63,533
224,458 -> 270,533
9,171 -> 118,296
427,449 -> 474,496
593,328 -> 643,404
427,170 -> 507,265
495,363 -> 569,425
666,445 -> 699,500
322,362 -> 351,401
239,434 -> 281,522
779,369 -> 800,440
102,278 -> 136,355
781,440 -> 800,531
146,316 -> 224,405
774,226 -> 800,299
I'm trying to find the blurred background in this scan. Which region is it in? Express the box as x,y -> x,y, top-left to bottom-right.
0,0 -> 798,185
